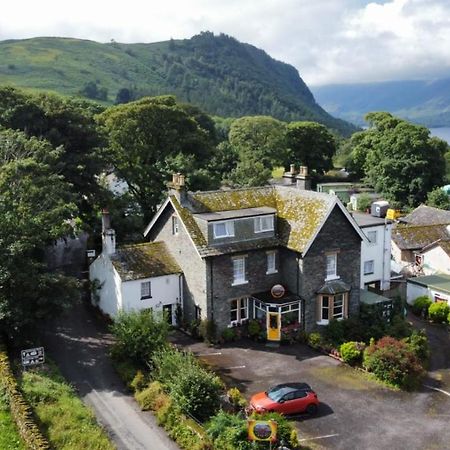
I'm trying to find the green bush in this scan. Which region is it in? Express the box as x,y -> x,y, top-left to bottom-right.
363,336 -> 425,390
111,358 -> 139,388
135,381 -> 166,411
152,347 -> 223,422
130,370 -> 147,392
412,296 -> 432,317
307,332 -> 323,349
199,319 -> 217,343
110,309 -> 169,367
448,310 -> 450,324
247,320 -> 261,339
404,329 -> 430,364
226,387 -> 247,410
385,315 -> 413,339
170,366 -> 223,422
339,341 -> 364,365
221,328 -> 236,342
428,302 -> 450,323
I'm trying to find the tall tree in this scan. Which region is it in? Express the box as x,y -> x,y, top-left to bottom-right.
98,96 -> 213,219
0,135 -> 79,339
348,112 -> 448,206
285,121 -> 336,175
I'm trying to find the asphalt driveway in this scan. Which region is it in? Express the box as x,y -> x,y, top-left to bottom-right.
171,331 -> 450,450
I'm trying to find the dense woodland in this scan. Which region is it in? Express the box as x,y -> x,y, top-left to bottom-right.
0,85 -> 449,343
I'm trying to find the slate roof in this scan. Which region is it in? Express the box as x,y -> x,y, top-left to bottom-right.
170,185 -> 346,257
407,274 -> 450,294
111,242 -> 181,281
401,205 -> 450,226
392,224 -> 450,250
317,279 -> 351,295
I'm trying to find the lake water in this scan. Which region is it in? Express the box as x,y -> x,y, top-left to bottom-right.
429,127 -> 450,145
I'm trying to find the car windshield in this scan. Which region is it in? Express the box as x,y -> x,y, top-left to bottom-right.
267,386 -> 296,402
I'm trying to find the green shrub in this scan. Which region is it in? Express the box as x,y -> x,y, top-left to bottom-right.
428,302 -> 450,323
412,296 -> 432,317
111,358 -> 139,388
110,309 -> 169,367
247,320 -> 261,339
170,365 -> 223,422
363,336 -> 425,390
385,315 -> 413,339
339,341 -> 364,365
130,370 -> 147,392
199,319 -> 217,343
226,387 -> 247,410
152,347 -> 197,387
307,332 -> 323,349
404,329 -> 430,364
448,310 -> 450,324
325,319 -> 346,346
221,328 -> 236,342
135,381 -> 165,411
188,319 -> 201,338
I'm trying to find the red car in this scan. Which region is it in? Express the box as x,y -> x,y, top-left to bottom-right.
249,383 -> 319,415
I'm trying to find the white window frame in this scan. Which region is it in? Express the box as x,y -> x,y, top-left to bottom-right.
325,253 -> 339,280
364,260 -> 375,275
213,220 -> 235,239
266,250 -> 277,274
232,256 -> 247,286
254,215 -> 274,233
140,281 -> 152,300
367,230 -> 377,244
230,297 -> 249,325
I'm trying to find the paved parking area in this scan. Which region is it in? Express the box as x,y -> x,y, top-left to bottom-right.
171,331 -> 450,450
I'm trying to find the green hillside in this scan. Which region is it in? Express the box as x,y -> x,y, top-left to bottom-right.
0,32 -> 355,135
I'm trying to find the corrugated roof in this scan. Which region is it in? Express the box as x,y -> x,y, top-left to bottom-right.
407,274 -> 450,293
392,224 -> 450,250
111,242 -> 181,281
176,185 -> 336,256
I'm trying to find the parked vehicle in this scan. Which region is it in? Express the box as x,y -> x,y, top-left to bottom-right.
249,383 -> 319,415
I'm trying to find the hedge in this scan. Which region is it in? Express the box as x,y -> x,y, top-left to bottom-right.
0,346 -> 50,450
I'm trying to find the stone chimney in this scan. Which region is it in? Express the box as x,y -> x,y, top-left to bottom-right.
296,166 -> 311,190
168,173 -> 188,205
282,164 -> 298,184
101,209 -> 116,255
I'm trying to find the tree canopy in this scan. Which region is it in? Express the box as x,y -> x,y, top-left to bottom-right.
285,121 -> 336,175
346,112 -> 448,206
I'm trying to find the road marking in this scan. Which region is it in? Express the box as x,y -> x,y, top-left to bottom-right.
299,433 -> 339,442
224,365 -> 246,370
197,352 -> 222,356
424,384 -> 450,397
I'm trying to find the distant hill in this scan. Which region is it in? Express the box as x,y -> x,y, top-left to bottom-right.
311,79 -> 450,127
0,32 -> 356,135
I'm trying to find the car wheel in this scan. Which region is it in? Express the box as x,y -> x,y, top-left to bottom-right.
306,404 -> 318,415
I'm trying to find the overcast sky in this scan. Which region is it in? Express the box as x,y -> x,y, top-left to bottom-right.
1,0 -> 449,86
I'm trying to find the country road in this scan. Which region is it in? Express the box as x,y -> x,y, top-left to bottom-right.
43,300 -> 179,450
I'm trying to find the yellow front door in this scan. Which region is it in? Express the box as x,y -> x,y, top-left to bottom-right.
267,312 -> 281,341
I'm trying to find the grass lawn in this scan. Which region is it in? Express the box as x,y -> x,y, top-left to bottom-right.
0,387 -> 26,450
20,362 -> 115,450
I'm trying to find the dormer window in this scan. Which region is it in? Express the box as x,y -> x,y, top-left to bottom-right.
213,220 -> 235,239
254,215 -> 274,233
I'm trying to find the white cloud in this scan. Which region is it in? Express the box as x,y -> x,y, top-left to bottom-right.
0,0 -> 449,85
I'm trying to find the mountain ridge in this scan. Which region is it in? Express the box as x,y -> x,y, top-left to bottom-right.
0,32 -> 356,135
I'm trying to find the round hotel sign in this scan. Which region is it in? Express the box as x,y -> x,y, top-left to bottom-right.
247,419 -> 277,442
271,284 -> 285,299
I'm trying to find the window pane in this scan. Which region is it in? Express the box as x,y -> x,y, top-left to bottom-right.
233,258 -> 246,283
267,252 -> 276,272
326,254 -> 337,277
141,281 -> 151,299
322,296 -> 329,307
322,307 -> 329,320
367,231 -> 377,244
364,260 -> 374,275
214,222 -> 226,237
226,221 -> 235,236
230,310 -> 238,322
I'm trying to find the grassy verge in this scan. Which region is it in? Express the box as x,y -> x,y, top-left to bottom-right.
0,386 -> 26,450
19,361 -> 115,450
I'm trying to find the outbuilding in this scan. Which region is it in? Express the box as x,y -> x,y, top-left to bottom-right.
406,274 -> 450,306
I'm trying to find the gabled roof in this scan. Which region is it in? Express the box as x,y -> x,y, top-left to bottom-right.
145,185 -> 366,257
111,242 -> 181,281
401,205 -> 450,226
392,224 -> 450,251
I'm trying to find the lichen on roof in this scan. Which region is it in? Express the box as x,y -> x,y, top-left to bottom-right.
111,241 -> 181,281
180,185 -> 334,255
392,224 -> 450,250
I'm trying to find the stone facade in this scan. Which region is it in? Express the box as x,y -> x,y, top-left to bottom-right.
146,188 -> 363,333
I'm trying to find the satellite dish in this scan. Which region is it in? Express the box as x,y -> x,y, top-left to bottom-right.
271,284 -> 285,299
